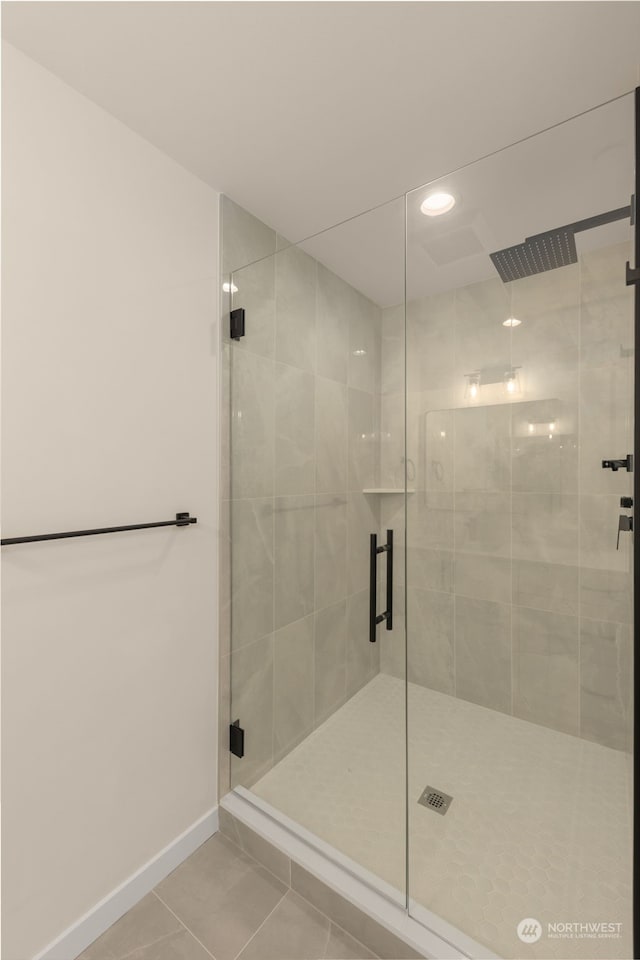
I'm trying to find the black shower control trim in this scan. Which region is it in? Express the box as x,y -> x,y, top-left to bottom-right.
621,497 -> 634,508
230,307 -> 245,341
602,454 -> 634,472
626,262 -> 640,286
617,515 -> 634,550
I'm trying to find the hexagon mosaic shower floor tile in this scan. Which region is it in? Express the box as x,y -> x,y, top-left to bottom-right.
253,674 -> 632,960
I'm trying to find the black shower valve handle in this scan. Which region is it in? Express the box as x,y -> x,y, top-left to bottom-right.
617,514 -> 633,550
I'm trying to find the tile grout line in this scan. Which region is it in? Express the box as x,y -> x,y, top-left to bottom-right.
291,886 -> 382,960
312,259 -> 319,733
319,918 -> 334,960
453,290 -> 458,702
224,813 -> 381,958
271,241 -> 278,779
110,927 -> 187,960
577,255 -> 583,740
509,280 -> 514,720
237,849 -> 381,960
229,888 -> 289,960
152,890 -> 219,960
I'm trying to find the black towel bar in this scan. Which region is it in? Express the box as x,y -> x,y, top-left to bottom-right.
1,512 -> 197,546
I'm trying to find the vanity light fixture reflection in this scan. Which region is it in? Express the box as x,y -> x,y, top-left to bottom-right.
465,366 -> 521,401
503,367 -> 521,395
223,281 -> 239,294
527,419 -> 557,437
465,372 -> 481,401
503,317 -> 521,327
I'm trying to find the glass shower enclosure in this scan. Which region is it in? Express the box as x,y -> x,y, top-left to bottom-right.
221,90 -> 638,960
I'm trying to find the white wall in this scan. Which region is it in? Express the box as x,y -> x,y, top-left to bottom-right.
1,43 -> 219,960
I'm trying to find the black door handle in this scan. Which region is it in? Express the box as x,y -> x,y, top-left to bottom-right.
369,529 -> 393,642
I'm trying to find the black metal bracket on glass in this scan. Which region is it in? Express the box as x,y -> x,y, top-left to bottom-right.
230,307 -> 245,341
0,512 -> 197,546
229,720 -> 245,758
602,454 -> 634,472
369,529 -> 393,643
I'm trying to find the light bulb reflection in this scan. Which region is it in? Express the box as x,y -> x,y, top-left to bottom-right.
503,367 -> 521,396
420,192 -> 456,216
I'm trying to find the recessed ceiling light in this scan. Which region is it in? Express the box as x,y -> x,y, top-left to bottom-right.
223,281 -> 238,294
420,192 -> 456,217
503,317 -> 521,327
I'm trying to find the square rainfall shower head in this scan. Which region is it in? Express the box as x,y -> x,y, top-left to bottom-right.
490,227 -> 578,282
489,205 -> 631,283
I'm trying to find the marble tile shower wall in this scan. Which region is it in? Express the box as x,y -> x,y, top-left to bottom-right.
220,198 -> 383,791
379,241 -> 634,752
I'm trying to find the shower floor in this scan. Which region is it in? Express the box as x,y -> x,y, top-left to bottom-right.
252,673 -> 632,960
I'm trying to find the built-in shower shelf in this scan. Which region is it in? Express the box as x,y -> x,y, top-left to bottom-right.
362,488 -> 415,494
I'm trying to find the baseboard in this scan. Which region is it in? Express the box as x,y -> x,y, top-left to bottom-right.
32,806 -> 219,960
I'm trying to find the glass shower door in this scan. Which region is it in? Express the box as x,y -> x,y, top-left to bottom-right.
404,94 -> 635,959
222,195 -> 409,898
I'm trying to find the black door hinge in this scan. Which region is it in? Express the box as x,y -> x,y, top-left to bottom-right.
230,308 -> 245,341
229,719 -> 245,758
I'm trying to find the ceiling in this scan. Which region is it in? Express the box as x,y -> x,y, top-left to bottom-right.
3,1 -> 640,253
261,92 -> 635,305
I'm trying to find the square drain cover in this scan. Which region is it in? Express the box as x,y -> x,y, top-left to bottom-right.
418,785 -> 453,815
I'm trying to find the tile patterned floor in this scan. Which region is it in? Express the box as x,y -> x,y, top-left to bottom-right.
253,673 -> 633,960
78,833 -> 380,960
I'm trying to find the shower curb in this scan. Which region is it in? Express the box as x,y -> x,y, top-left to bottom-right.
221,788 -> 500,960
